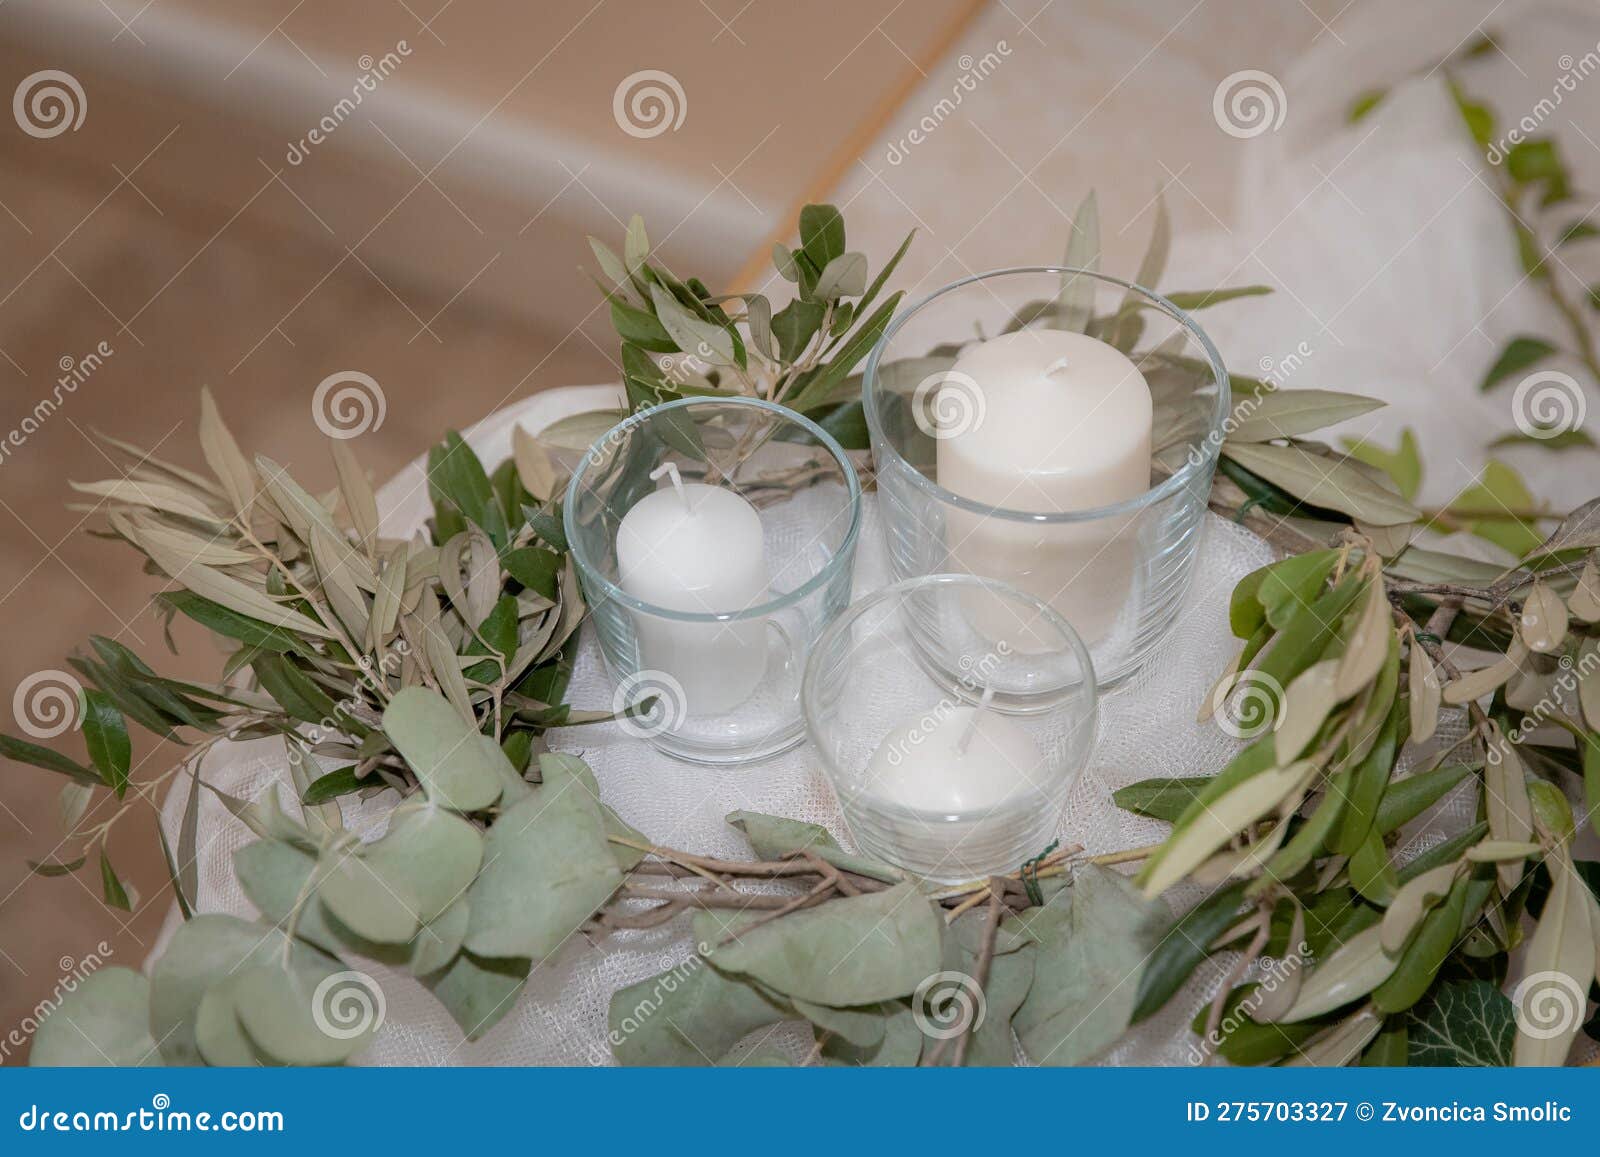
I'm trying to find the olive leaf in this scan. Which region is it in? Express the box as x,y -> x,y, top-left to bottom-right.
1226,390 -> 1384,443
1221,442 -> 1421,526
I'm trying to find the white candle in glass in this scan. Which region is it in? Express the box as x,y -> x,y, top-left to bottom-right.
936,328 -> 1152,647
616,464 -> 769,716
865,689 -> 1042,813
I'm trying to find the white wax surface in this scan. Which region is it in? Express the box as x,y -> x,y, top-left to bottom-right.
936,329 -> 1153,647
616,480 -> 770,716
865,703 -> 1043,814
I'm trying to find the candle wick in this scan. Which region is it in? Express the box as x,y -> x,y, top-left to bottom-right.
650,462 -> 691,512
1044,356 -> 1072,378
955,684 -> 995,756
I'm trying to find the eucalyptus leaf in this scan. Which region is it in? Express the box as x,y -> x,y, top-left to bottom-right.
382,686 -> 505,812
29,967 -> 162,1067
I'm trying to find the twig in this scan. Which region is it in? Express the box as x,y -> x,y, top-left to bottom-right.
951,880 -> 1005,1067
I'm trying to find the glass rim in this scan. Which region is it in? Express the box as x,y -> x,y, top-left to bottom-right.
562,394 -> 863,623
862,265 -> 1232,523
800,572 -> 1100,735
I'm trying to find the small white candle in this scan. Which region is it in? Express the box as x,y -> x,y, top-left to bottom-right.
865,691 -> 1043,815
616,465 -> 769,716
936,328 -> 1152,647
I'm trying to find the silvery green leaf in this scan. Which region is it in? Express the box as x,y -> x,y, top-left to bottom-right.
772,243 -> 799,282
623,214 -> 649,276
1384,547 -> 1506,586
1442,639 -> 1527,705
463,754 -> 621,959
1381,863 -> 1459,954
790,998 -> 887,1048
382,686 -> 506,812
726,810 -> 900,883
1519,581 -> 1568,653
1012,865 -> 1165,1065
70,478 -> 224,525
1274,925 -> 1393,1023
1409,639 -> 1442,743
410,898 -> 470,977
233,839 -> 342,955
1274,658 -> 1340,763
108,510 -> 255,567
1057,190 -> 1099,332
194,973 -> 268,1066
696,882 -> 941,1006
1580,639 -> 1600,728
1221,442 -> 1421,526
368,546 -> 406,649
511,424 -> 559,503
1335,579 -> 1391,699
743,294 -> 774,360
1139,762 -> 1314,897
649,284 -> 735,365
589,237 -> 640,305
1513,850 -> 1597,1066
199,387 -> 258,513
1226,390 -> 1385,443
317,844 -> 421,944
424,950 -> 531,1042
601,803 -> 649,871
57,780 -> 93,835
824,1001 -> 923,1066
362,802 -> 483,924
534,409 -> 628,452
813,252 -> 868,300
1464,840 -> 1543,862
1407,980 -> 1513,1066
1570,558 -> 1600,623
138,535 -> 336,639
29,967 -> 162,1067
310,523 -> 371,646
1280,1004 -> 1381,1066
149,914 -> 320,1065
940,910 -> 1037,1066
254,455 -> 342,542
608,957 -> 789,1066
1483,725 -> 1533,894
1131,190 -> 1170,294
232,962 -> 375,1065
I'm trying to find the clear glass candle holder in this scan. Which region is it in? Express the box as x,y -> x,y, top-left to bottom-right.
565,396 -> 862,764
864,267 -> 1229,688
802,574 -> 1097,884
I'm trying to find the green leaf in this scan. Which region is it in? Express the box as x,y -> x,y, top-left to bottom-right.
1505,138 -> 1563,184
1258,549 -> 1339,630
1221,442 -> 1420,526
1057,190 -> 1100,331
501,546 -> 561,601
232,839 -> 342,954
382,686 -> 506,812
1013,865 -> 1167,1064
770,298 -> 826,363
1342,428 -> 1422,502
29,967 -> 161,1067
1559,220 -> 1600,246
301,764 -> 365,806
1374,762 -> 1475,834
696,882 -> 941,1006
1132,882 -> 1248,1023
798,204 -> 846,274
157,591 -> 298,653
648,284 -> 736,365
609,957 -> 789,1066
1111,777 -> 1210,824
463,753 -> 622,959
231,963 -> 376,1065
99,848 -> 131,910
1449,459 -> 1544,557
1227,390 -> 1384,443
427,432 -> 496,533
1348,88 -> 1386,122
1406,980 -> 1513,1066
1479,335 -> 1557,392
813,252 -> 868,300
80,689 -> 130,797
726,810 -> 899,883
1193,984 -> 1331,1064
1160,285 -> 1273,310
424,950 -> 533,1042
0,734 -> 100,786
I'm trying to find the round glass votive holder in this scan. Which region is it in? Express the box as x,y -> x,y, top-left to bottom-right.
564,396 -> 862,764
863,267 -> 1230,689
802,574 -> 1097,884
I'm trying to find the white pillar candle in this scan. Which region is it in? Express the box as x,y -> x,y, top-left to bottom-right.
865,691 -> 1042,814
936,328 -> 1152,647
616,465 -> 769,716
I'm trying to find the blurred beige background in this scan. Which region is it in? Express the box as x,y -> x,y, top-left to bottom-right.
0,0 -> 1419,1061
